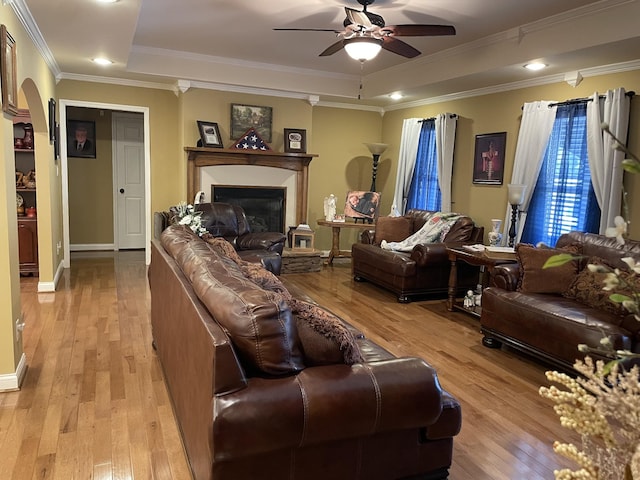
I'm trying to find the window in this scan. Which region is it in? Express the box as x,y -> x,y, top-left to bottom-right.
521,103 -> 600,246
407,120 -> 441,211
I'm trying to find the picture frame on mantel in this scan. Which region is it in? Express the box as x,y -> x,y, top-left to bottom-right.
197,120 -> 223,148
1,24 -> 19,115
473,131 -> 506,185
231,103 -> 272,143
284,128 -> 307,153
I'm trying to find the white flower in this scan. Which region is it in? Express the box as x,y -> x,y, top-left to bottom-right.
602,272 -> 620,291
605,216 -> 627,245
621,257 -> 640,274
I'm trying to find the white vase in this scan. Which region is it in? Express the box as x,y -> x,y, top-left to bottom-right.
488,218 -> 503,246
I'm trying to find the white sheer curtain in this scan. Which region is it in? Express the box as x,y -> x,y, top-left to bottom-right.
502,101 -> 558,241
435,113 -> 458,212
391,118 -> 422,215
586,87 -> 630,233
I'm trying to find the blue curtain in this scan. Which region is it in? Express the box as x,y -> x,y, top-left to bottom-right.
521,103 -> 600,246
407,120 -> 441,211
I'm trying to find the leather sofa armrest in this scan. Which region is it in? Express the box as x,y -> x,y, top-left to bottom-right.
237,232 -> 286,254
490,263 -> 520,290
360,229 -> 376,244
213,358 -> 445,460
410,243 -> 449,267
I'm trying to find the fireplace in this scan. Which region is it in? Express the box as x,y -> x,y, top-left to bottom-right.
212,185 -> 286,233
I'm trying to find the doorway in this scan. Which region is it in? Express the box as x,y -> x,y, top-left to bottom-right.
60,100 -> 150,268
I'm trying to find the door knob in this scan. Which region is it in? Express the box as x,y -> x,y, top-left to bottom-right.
119,188 -> 125,194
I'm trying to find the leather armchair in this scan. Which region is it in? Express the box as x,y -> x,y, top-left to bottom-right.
196,202 -> 286,275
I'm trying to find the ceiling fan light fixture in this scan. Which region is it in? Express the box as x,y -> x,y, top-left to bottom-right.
344,37 -> 383,61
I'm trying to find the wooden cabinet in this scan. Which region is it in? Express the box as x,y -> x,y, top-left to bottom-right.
14,109 -> 39,276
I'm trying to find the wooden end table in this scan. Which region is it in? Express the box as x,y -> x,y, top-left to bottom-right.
316,219 -> 374,265
446,247 -> 517,317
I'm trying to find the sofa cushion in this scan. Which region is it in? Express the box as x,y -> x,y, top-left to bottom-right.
516,244 -> 580,294
162,226 -> 305,376
564,257 -> 639,317
206,234 -> 363,365
374,216 -> 413,245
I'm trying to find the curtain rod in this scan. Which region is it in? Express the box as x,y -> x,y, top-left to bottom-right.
418,113 -> 458,122
547,90 -> 635,108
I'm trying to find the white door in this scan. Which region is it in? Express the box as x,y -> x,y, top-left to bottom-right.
114,112 -> 145,249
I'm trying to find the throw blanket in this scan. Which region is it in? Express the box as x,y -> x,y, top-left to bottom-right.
381,212 -> 461,252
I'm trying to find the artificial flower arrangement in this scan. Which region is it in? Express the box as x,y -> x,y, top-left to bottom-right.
539,124 -> 640,480
172,202 -> 208,237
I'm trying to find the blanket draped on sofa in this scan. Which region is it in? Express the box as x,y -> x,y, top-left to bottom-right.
381,212 -> 461,252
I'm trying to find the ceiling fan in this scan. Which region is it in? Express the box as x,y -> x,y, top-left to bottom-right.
274,0 -> 456,61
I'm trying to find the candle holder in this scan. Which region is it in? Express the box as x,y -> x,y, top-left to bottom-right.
507,184 -> 526,247
364,143 -> 388,192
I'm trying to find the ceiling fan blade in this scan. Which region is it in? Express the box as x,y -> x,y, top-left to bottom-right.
319,40 -> 345,57
381,36 -> 421,58
345,7 -> 372,28
274,28 -> 341,33
382,24 -> 456,37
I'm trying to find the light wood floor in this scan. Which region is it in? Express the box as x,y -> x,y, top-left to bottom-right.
0,251 -> 579,479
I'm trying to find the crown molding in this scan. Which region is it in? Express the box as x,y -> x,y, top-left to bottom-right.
7,0 -> 61,78
57,72 -> 176,92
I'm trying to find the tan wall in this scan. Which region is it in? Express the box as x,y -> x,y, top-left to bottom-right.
0,6 -> 57,379
66,107 -> 114,244
381,70 -> 640,241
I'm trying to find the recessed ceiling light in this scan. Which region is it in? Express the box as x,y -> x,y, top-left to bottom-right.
524,62 -> 547,71
389,93 -> 403,100
92,57 -> 113,66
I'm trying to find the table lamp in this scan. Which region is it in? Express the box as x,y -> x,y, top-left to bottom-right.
364,143 -> 388,192
507,184 -> 526,247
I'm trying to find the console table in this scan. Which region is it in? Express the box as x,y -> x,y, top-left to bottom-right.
317,220 -> 374,265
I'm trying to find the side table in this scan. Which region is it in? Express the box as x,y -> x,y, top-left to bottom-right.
316,219 -> 374,265
446,247 -> 517,317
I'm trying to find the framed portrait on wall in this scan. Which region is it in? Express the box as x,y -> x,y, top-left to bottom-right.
473,132 -> 506,185
67,119 -> 97,158
1,24 -> 18,115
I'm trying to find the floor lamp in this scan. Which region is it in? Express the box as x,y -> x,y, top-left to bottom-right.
365,143 -> 388,192
507,184 -> 526,247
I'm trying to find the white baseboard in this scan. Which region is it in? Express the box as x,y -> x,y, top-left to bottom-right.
37,259 -> 65,293
70,243 -> 115,251
0,353 -> 27,392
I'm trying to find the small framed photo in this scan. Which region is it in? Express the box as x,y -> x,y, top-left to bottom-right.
1,24 -> 18,115
344,191 -> 381,223
473,132 -> 506,185
67,119 -> 96,158
284,128 -> 307,153
48,98 -> 56,143
231,103 -> 272,143
197,120 -> 223,148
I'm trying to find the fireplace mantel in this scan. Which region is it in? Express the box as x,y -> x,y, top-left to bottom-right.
185,147 -> 318,225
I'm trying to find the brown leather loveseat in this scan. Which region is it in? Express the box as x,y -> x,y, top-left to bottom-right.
481,231 -> 640,371
149,224 -> 462,480
351,210 -> 484,302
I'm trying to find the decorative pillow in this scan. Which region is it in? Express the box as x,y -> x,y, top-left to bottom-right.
373,216 -> 413,245
292,300 -> 364,366
516,244 -> 580,294
564,257 -> 639,317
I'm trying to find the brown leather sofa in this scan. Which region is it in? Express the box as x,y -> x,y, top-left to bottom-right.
149,224 -> 462,480
155,202 -> 286,274
481,231 -> 640,371
351,210 -> 484,302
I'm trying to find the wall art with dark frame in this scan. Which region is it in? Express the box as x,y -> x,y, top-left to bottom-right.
284,128 -> 306,153
0,24 -> 18,115
197,120 -> 223,148
473,131 -> 506,185
48,98 -> 56,143
67,119 -> 97,158
230,103 -> 272,143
